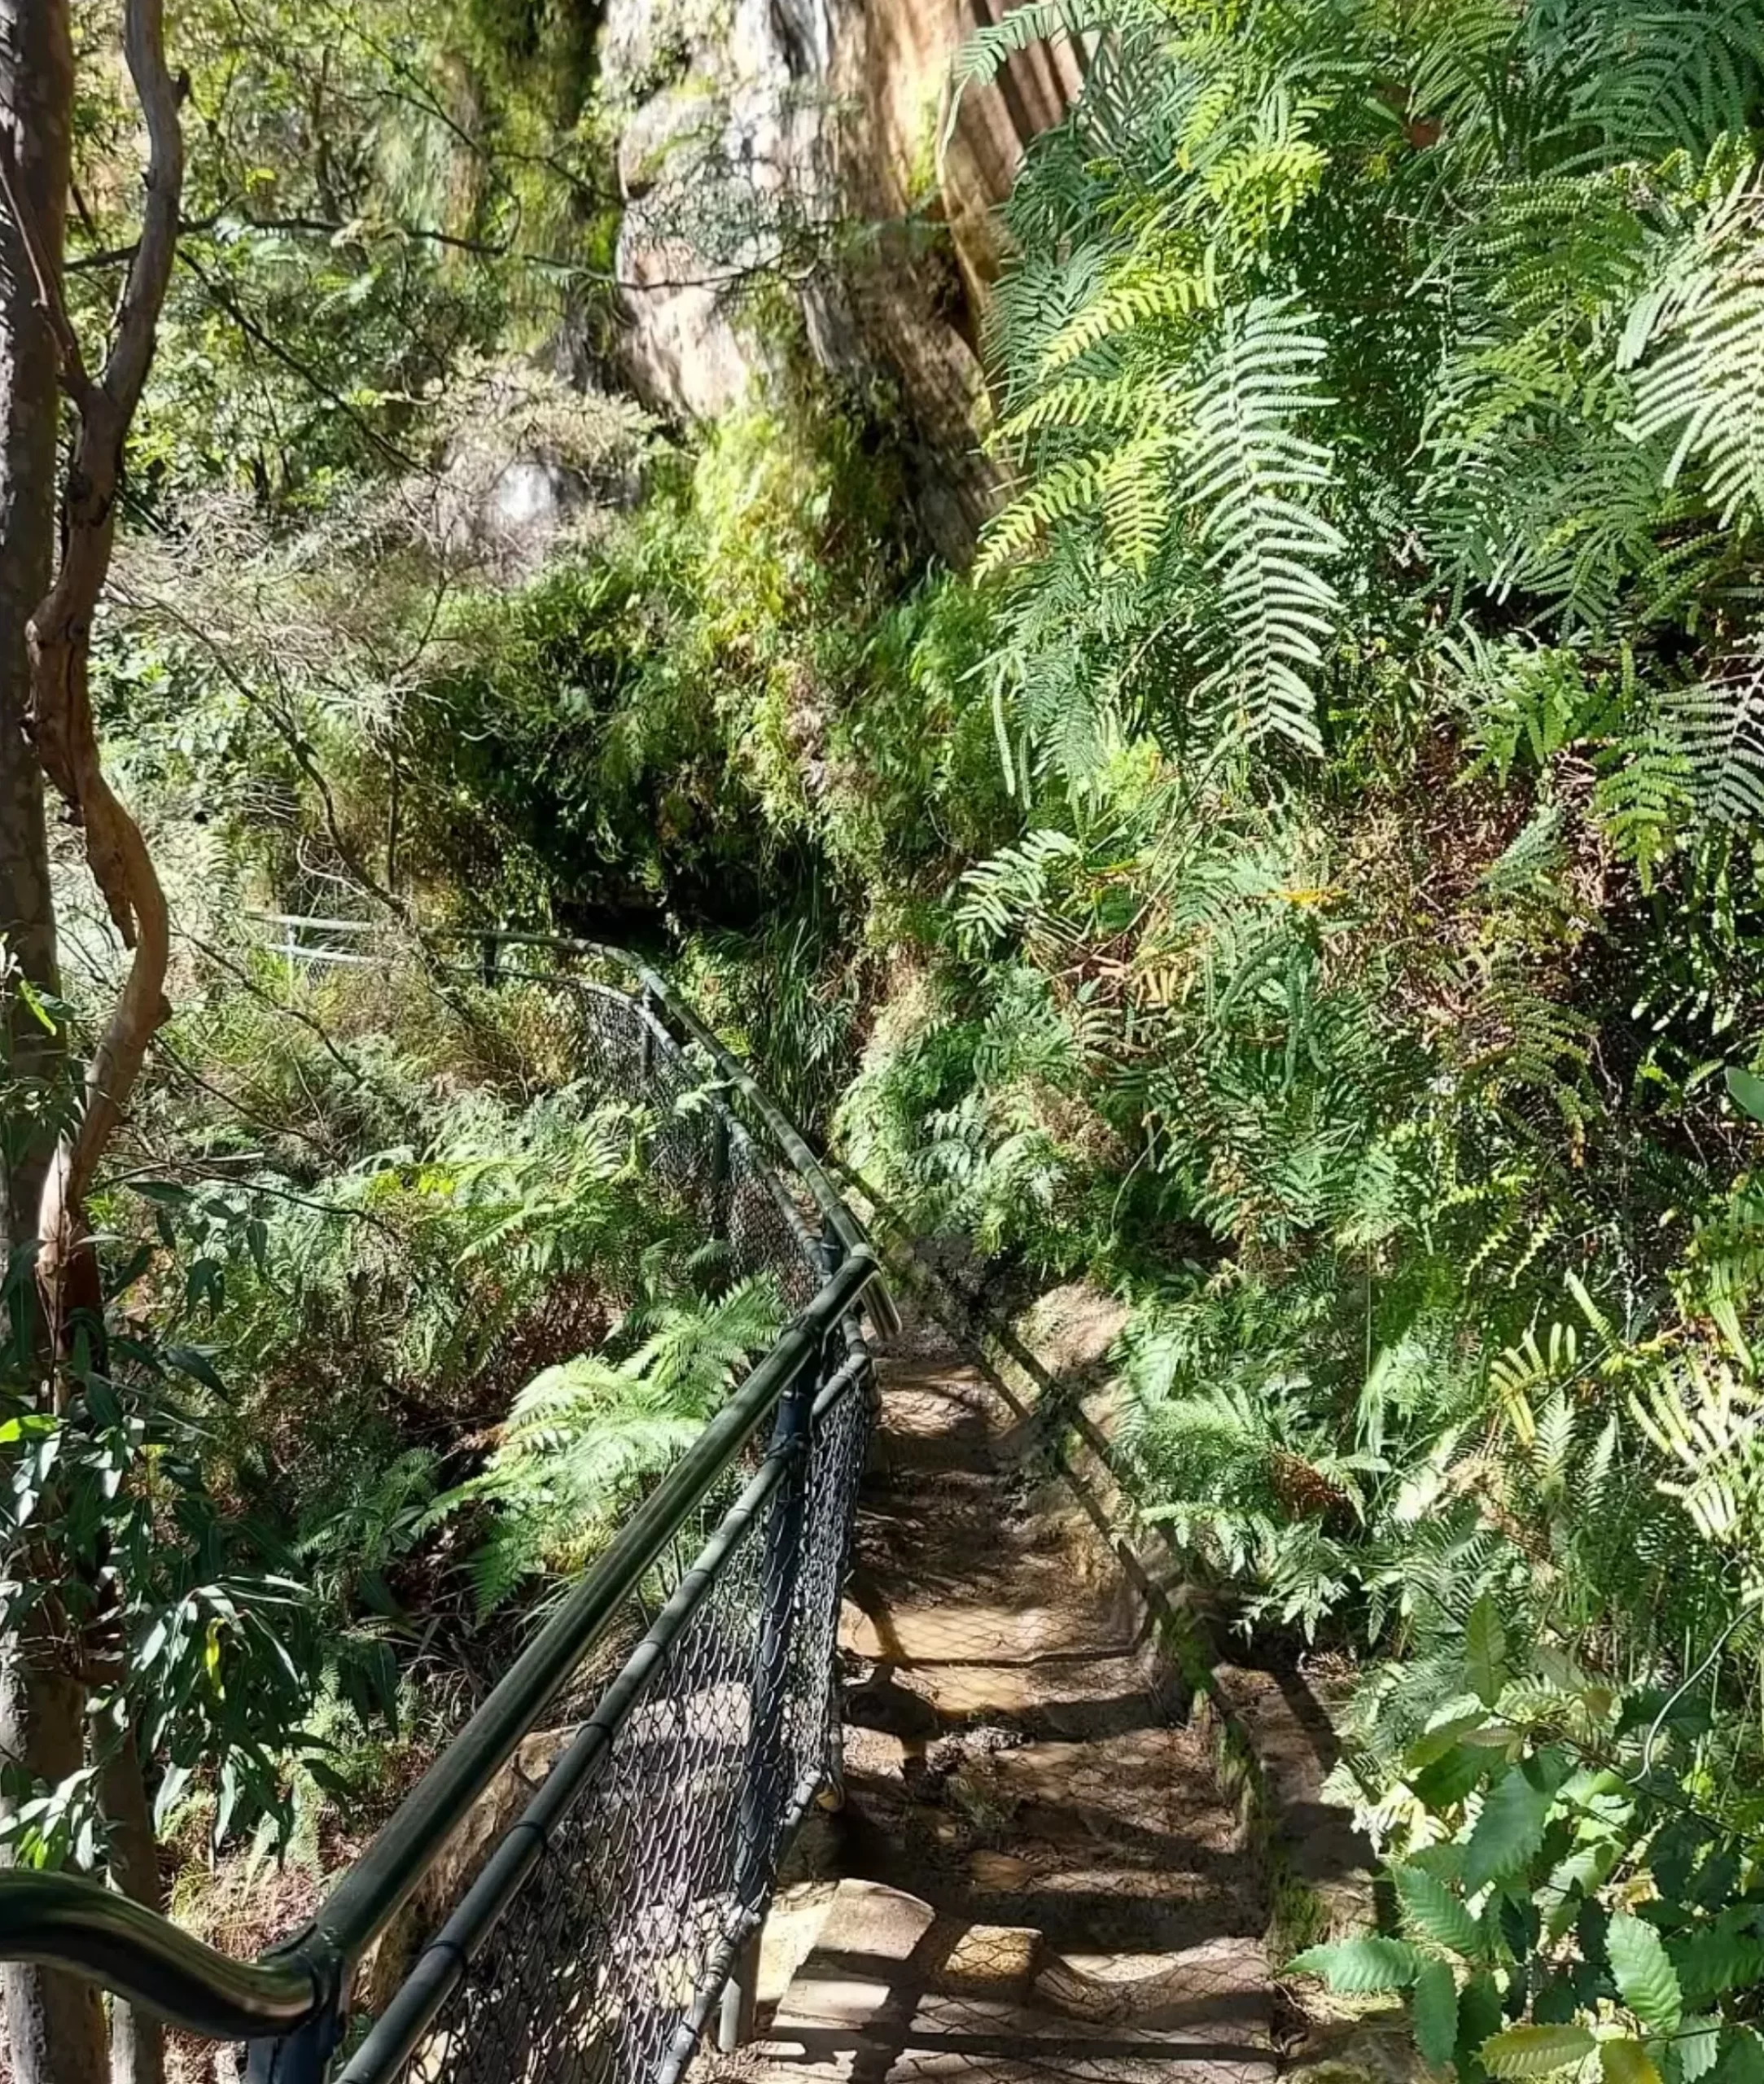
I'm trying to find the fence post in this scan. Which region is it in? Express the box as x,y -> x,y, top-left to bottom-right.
245,1981 -> 343,2084
718,1367 -> 812,2053
479,932 -> 500,987
718,1929 -> 763,2053
639,982 -> 657,1084
707,1104 -> 730,1246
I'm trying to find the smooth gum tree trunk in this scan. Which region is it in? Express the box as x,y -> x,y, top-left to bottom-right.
0,4 -> 109,2081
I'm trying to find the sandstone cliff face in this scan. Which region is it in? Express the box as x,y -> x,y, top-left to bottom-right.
602,0 -> 1082,565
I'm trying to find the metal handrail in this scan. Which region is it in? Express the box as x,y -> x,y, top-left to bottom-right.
292,1251 -> 876,1978
630,965 -> 903,1339
0,950 -> 890,2073
0,1876 -> 319,2041
335,1340 -> 869,2084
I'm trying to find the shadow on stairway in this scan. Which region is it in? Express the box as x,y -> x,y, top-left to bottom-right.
706,1333 -> 1279,2084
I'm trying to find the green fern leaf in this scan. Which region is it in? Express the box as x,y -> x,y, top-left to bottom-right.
1660,660 -> 1764,829
1392,1863 -> 1482,1957
1671,1929 -> 1764,2003
948,0 -> 1113,109
977,452 -> 1112,576
1632,304 -> 1764,532
1186,296 -> 1343,755
1287,1936 -> 1425,1992
1041,253 -> 1221,370
1461,1767 -> 1552,1890
1413,1959 -> 1460,2070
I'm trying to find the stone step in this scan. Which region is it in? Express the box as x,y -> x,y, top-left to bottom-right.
841,1591 -> 1131,1669
752,1880 -> 1274,2084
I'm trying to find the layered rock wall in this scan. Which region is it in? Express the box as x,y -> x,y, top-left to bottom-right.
604,0 -> 1083,563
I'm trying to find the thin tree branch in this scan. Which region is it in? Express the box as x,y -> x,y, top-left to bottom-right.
175,247 -> 427,474
76,204 -> 821,294
150,1031 -> 338,1163
176,931 -> 367,1090
101,1158 -> 414,1249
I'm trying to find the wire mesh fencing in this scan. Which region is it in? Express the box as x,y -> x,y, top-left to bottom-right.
320,970 -> 876,2084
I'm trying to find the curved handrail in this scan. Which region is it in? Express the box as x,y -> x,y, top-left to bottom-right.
0,1252 -> 879,2042
0,1876 -> 319,2042
0,948 -> 892,2057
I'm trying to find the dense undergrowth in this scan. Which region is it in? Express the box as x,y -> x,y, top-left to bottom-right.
14,0 -> 1764,2074
6,935 -> 792,1931
825,3 -> 1764,2074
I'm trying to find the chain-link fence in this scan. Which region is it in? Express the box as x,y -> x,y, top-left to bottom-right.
340,1349 -> 869,2084
0,933 -> 882,2084
319,965 -> 877,2084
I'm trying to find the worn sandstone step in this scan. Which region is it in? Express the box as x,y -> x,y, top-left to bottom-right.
755,1880 -> 1273,2084
742,1348 -> 1272,2082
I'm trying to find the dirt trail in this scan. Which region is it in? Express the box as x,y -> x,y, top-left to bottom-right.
746,1347 -> 1276,2084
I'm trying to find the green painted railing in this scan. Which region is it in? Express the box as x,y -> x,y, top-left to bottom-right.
0,935 -> 895,2084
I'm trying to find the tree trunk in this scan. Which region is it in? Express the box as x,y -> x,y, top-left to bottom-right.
0,7 -> 108,2079
0,0 -> 68,1232
98,1722 -> 164,2084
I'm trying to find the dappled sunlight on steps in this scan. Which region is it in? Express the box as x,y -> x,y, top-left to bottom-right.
737,1353 -> 1276,2084
753,1879 -> 1272,2084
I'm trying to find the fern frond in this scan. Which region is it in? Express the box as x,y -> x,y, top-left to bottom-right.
1558,0 -> 1764,159
998,374 -> 1170,442
1658,655 -> 1764,828
1184,297 -> 1343,754
1627,173 -> 1764,530
1630,1357 -> 1764,1547
1040,253 -> 1222,372
977,451 -> 1113,576
956,830 -> 1085,948
946,0 -> 1120,143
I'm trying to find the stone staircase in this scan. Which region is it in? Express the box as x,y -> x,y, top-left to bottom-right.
744,1352 -> 1277,2084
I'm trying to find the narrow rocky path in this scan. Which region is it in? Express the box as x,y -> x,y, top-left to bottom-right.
748,1346 -> 1276,2084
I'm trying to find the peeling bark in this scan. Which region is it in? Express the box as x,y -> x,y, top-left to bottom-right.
3,0 -> 184,1339
0,0 -> 68,1246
